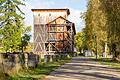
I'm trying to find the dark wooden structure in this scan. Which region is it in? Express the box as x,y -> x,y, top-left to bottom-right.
31,9 -> 76,57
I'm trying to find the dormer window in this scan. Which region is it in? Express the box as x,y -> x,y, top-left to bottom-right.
38,14 -> 40,16
49,13 -> 51,16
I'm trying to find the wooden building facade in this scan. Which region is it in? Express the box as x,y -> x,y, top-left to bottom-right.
31,9 -> 76,57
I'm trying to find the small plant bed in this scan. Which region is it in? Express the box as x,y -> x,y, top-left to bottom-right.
92,57 -> 120,69
8,58 -> 71,80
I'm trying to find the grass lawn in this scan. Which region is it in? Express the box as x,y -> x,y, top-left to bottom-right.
91,57 -> 120,69
9,58 -> 71,80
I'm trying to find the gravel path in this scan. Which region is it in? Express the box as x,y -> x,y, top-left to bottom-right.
45,57 -> 120,80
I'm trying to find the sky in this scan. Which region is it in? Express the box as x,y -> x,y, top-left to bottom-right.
22,0 -> 87,31
21,0 -> 87,41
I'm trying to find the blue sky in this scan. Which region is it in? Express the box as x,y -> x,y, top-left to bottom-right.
22,0 -> 87,32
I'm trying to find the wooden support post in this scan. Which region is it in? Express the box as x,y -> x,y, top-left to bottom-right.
50,55 -> 53,62
63,25 -> 65,53
49,43 -> 50,55
71,23 -> 73,53
44,25 -> 46,56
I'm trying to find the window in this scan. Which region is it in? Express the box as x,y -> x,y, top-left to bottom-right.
49,13 -> 51,16
38,14 -> 40,16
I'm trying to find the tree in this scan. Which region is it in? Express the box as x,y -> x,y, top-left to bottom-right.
84,0 -> 108,59
101,0 -> 120,58
75,32 -> 85,53
84,0 -> 120,59
0,0 -> 25,52
21,26 -> 31,52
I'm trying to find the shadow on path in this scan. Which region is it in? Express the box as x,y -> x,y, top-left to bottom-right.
46,57 -> 120,80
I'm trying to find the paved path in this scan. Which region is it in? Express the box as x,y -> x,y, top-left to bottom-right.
45,57 -> 120,80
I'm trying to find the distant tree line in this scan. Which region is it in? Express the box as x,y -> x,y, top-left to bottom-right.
76,0 -> 120,59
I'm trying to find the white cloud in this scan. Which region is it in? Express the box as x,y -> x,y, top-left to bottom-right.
22,1 -> 85,32
20,3 -> 33,42
67,7 -> 85,32
21,1 -> 56,25
20,1 -> 55,42
20,1 -> 85,42
27,0 -> 55,9
68,0 -> 81,3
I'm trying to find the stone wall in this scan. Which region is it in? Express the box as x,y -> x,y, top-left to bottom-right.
0,52 -> 39,75
0,52 -> 76,74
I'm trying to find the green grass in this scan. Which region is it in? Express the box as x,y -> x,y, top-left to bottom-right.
9,58 -> 71,80
91,57 -> 120,69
